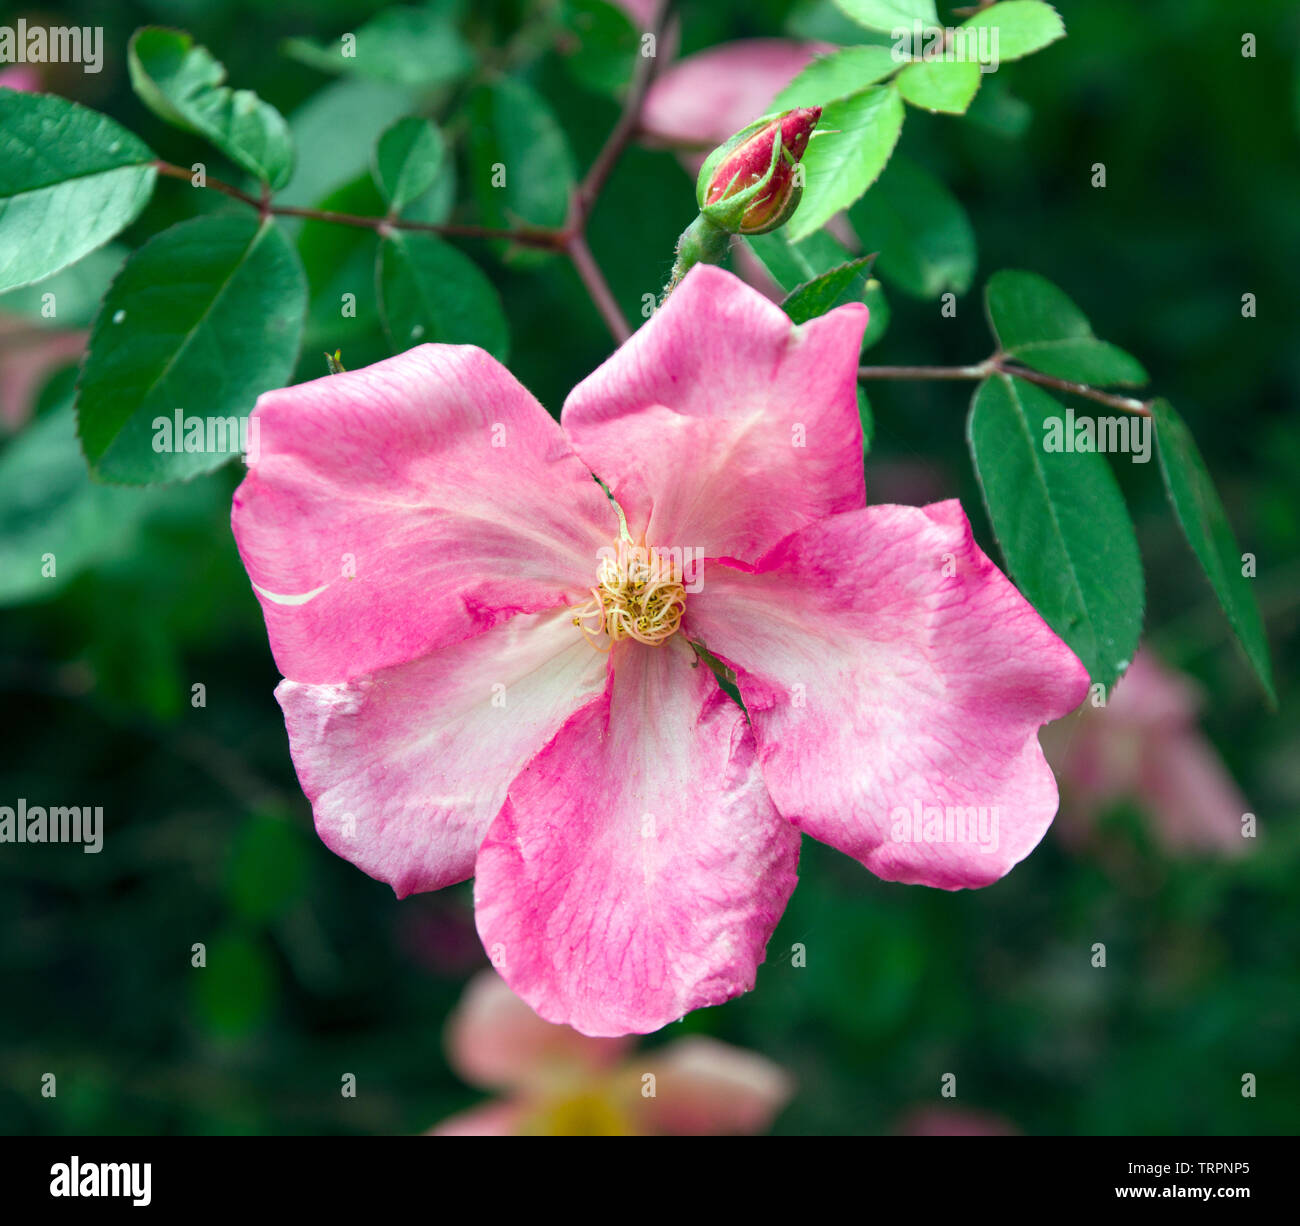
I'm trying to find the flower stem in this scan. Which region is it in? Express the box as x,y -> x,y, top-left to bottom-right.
148,1 -> 678,347
858,356 -> 1153,415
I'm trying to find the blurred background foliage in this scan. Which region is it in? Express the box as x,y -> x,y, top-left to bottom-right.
1,0 -> 1297,1135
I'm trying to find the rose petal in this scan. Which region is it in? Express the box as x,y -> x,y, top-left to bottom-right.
233,344 -> 616,683
561,265 -> 866,563
685,500 -> 1091,888
277,608 -> 608,897
474,637 -> 800,1036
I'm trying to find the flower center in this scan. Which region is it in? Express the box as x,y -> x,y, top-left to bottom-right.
571,541 -> 687,651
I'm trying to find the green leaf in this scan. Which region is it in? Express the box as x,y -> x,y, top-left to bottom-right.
0,244 -> 125,328
0,397 -> 169,605
788,84 -> 905,241
833,0 -> 938,35
747,232 -> 885,347
467,78 -> 575,258
283,6 -> 475,89
378,231 -> 509,360
560,0 -> 641,96
128,28 -> 294,190
77,213 -> 307,484
0,90 -> 155,293
849,156 -> 976,298
372,116 -> 444,213
1153,400 -> 1275,702
298,176 -> 384,353
985,269 -> 1147,385
782,256 -> 875,324
967,374 -> 1144,688
280,78 -> 419,209
960,1 -> 1065,63
896,58 -> 982,114
772,45 -> 899,109
745,229 -> 856,291
861,277 -> 890,349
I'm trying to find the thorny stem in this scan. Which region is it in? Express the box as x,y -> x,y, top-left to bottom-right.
150,1 -> 673,345
858,356 -> 1154,415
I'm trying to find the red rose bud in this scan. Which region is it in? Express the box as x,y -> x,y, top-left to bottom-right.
697,106 -> 821,235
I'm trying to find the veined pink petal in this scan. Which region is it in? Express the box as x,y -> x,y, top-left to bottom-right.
232,345 -> 616,683
685,500 -> 1090,888
641,40 -> 827,148
561,265 -> 867,563
636,1036 -> 793,1135
276,609 -> 609,897
446,970 -> 631,1092
474,637 -> 800,1037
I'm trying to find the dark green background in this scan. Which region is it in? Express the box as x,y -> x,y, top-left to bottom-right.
1,0 -> 1297,1135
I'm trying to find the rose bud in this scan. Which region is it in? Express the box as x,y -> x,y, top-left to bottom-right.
696,106 -> 821,234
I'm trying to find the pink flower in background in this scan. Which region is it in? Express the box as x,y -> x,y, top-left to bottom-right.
0,64 -> 83,433
431,969 -> 791,1135
640,39 -> 828,155
896,1106 -> 1019,1136
232,264 -> 1088,1036
1045,650 -> 1249,857
0,317 -> 87,431
0,65 -> 41,92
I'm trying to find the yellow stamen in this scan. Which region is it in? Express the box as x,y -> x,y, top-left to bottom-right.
570,541 -> 687,650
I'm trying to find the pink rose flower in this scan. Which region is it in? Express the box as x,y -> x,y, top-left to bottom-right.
1046,649 -> 1249,857
430,969 -> 791,1135
231,264 -> 1088,1035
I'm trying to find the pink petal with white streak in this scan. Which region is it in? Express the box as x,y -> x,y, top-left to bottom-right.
277,609 -> 609,897
232,344 -> 615,683
474,637 -> 800,1036
685,500 -> 1090,888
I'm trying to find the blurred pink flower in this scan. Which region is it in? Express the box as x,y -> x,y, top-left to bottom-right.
0,65 -> 42,92
1045,650 -> 1249,856
233,264 -> 1087,1036
640,39 -> 828,154
431,969 -> 791,1136
897,1106 -> 1019,1136
0,317 -> 87,431
0,66 -> 88,431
